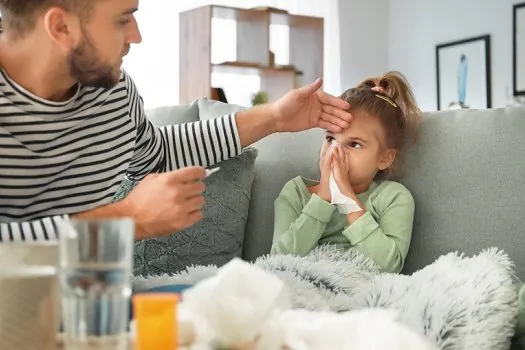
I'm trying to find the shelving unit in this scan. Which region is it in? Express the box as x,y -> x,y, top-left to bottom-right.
179,5 -> 324,106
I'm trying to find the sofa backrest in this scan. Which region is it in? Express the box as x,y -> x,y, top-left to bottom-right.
243,106 -> 525,280
399,107 -> 525,279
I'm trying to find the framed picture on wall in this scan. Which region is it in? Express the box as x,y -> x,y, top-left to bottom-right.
513,3 -> 525,96
436,35 -> 491,110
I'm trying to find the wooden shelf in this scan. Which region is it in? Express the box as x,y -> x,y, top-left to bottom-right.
212,5 -> 269,21
179,5 -> 323,106
270,12 -> 323,27
212,62 -> 301,76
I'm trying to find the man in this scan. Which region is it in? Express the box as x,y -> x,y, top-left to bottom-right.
0,0 -> 352,241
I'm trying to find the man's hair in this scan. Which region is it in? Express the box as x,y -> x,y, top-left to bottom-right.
0,0 -> 95,36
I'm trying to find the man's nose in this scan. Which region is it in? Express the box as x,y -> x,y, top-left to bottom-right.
128,18 -> 143,44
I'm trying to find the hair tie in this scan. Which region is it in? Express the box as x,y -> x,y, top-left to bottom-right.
371,86 -> 385,94
370,86 -> 398,108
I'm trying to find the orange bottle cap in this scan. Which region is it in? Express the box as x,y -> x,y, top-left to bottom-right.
133,293 -> 179,350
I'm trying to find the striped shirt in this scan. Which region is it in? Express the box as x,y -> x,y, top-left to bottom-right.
0,69 -> 241,242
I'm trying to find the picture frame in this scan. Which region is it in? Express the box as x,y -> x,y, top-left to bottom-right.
436,35 -> 491,110
513,3 -> 525,96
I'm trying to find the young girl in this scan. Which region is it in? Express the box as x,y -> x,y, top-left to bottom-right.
270,71 -> 422,273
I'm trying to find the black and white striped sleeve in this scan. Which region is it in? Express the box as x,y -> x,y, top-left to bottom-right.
157,115 -> 241,171
0,215 -> 67,242
124,72 -> 242,176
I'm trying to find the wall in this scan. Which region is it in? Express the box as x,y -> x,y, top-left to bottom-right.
388,0 -> 522,111
337,0 -> 389,91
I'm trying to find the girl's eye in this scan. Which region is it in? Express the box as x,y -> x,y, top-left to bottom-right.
348,142 -> 362,149
325,136 -> 335,144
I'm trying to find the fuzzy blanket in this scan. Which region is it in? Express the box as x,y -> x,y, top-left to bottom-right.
133,246 -> 519,350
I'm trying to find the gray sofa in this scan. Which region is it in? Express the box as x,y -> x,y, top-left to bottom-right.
144,99 -> 525,281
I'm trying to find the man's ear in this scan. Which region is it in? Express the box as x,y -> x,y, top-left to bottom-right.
378,149 -> 397,171
43,7 -> 82,50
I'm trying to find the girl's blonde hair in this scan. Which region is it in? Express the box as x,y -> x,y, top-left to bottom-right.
340,71 -> 422,179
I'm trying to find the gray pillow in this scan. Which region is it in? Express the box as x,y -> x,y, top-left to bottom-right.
131,147 -> 258,276
195,98 -> 246,121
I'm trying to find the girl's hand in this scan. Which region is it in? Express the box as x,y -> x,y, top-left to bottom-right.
332,146 -> 366,224
318,147 -> 334,202
332,145 -> 355,198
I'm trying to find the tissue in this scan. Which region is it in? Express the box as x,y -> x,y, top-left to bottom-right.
180,258 -> 290,349
259,309 -> 436,350
329,171 -> 362,214
327,141 -> 362,214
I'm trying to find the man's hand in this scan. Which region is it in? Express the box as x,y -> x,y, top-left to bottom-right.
119,167 -> 206,239
272,79 -> 352,133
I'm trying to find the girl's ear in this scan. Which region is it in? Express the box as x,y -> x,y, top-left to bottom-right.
378,149 -> 396,171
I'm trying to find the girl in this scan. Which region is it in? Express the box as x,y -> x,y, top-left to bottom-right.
270,71 -> 422,273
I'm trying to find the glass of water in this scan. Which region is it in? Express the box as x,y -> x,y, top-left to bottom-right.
59,218 -> 134,349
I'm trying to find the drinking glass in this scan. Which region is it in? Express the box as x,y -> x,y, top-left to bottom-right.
59,218 -> 133,349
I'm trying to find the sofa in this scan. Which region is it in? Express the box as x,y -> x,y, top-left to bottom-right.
135,99 -> 524,283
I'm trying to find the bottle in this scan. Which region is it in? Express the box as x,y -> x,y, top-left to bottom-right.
133,293 -> 179,349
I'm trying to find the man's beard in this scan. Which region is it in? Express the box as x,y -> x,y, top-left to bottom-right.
68,31 -> 121,90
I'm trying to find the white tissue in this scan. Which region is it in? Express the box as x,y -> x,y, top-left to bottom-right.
327,141 -> 362,214
180,258 -> 290,348
259,309 -> 436,350
329,172 -> 362,214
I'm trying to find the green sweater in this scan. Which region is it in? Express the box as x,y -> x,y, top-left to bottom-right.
271,176 -> 415,273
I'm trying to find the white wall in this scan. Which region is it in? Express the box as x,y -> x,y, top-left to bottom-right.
338,0 -> 389,91
388,0 -> 521,111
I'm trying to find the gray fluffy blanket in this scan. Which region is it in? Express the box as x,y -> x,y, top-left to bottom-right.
133,246 -> 519,349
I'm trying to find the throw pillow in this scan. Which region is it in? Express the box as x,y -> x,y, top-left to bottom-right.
145,101 -> 200,126
125,147 -> 258,276
195,98 -> 246,121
